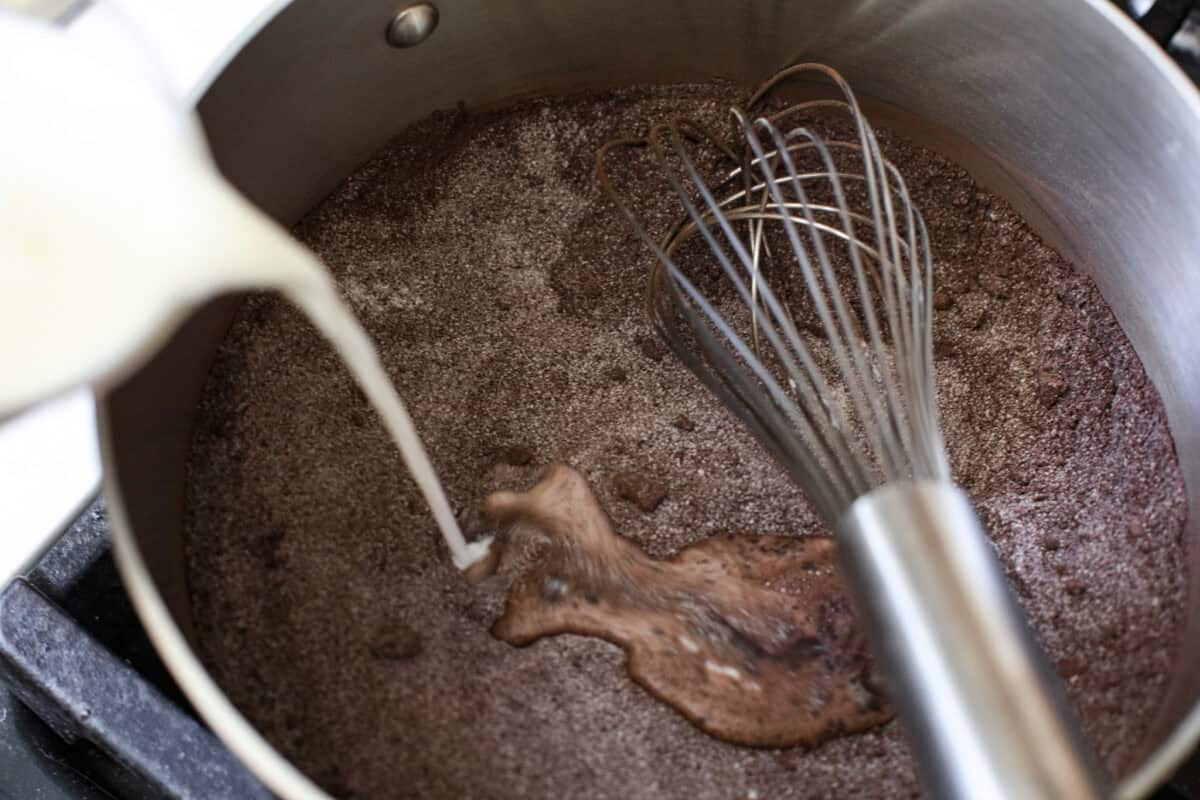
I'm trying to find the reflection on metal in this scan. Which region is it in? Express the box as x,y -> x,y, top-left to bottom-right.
1169,8 -> 1200,82
386,3 -> 438,48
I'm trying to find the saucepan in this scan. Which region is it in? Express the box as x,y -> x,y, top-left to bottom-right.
88,0 -> 1200,797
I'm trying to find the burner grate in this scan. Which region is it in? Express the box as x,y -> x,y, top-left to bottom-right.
0,500 -> 269,800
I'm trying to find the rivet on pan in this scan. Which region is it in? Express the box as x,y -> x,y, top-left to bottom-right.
386,3 -> 439,49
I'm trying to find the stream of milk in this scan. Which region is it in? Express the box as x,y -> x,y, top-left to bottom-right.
0,15 -> 489,573
284,268 -> 492,571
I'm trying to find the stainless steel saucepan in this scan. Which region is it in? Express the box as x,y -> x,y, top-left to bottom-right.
80,0 -> 1200,797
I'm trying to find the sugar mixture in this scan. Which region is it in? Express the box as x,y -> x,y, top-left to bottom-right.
183,84 -> 1188,799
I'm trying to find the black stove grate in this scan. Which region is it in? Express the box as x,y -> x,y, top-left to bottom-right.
0,501 -> 270,800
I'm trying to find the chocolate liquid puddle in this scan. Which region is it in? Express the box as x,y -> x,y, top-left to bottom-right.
183,83 -> 1188,799
485,464 -> 890,747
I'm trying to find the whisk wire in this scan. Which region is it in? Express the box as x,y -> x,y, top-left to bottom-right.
657,264 -> 854,517
758,67 -> 950,484
744,118 -> 906,487
750,70 -> 922,480
596,62 -> 952,522
597,138 -> 854,516
653,122 -> 870,508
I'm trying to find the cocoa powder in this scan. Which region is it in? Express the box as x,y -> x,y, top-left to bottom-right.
183,84 -> 1187,799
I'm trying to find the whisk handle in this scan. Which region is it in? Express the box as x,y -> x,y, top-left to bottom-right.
837,481 -> 1108,800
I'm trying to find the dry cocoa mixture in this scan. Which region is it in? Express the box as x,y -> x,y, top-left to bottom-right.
183,84 -> 1188,799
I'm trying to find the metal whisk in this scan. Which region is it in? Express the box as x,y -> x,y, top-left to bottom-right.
597,64 -> 1108,799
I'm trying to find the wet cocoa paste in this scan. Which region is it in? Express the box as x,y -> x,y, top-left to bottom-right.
485,464 -> 890,748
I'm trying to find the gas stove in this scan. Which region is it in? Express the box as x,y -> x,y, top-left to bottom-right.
1,0 -> 1199,798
